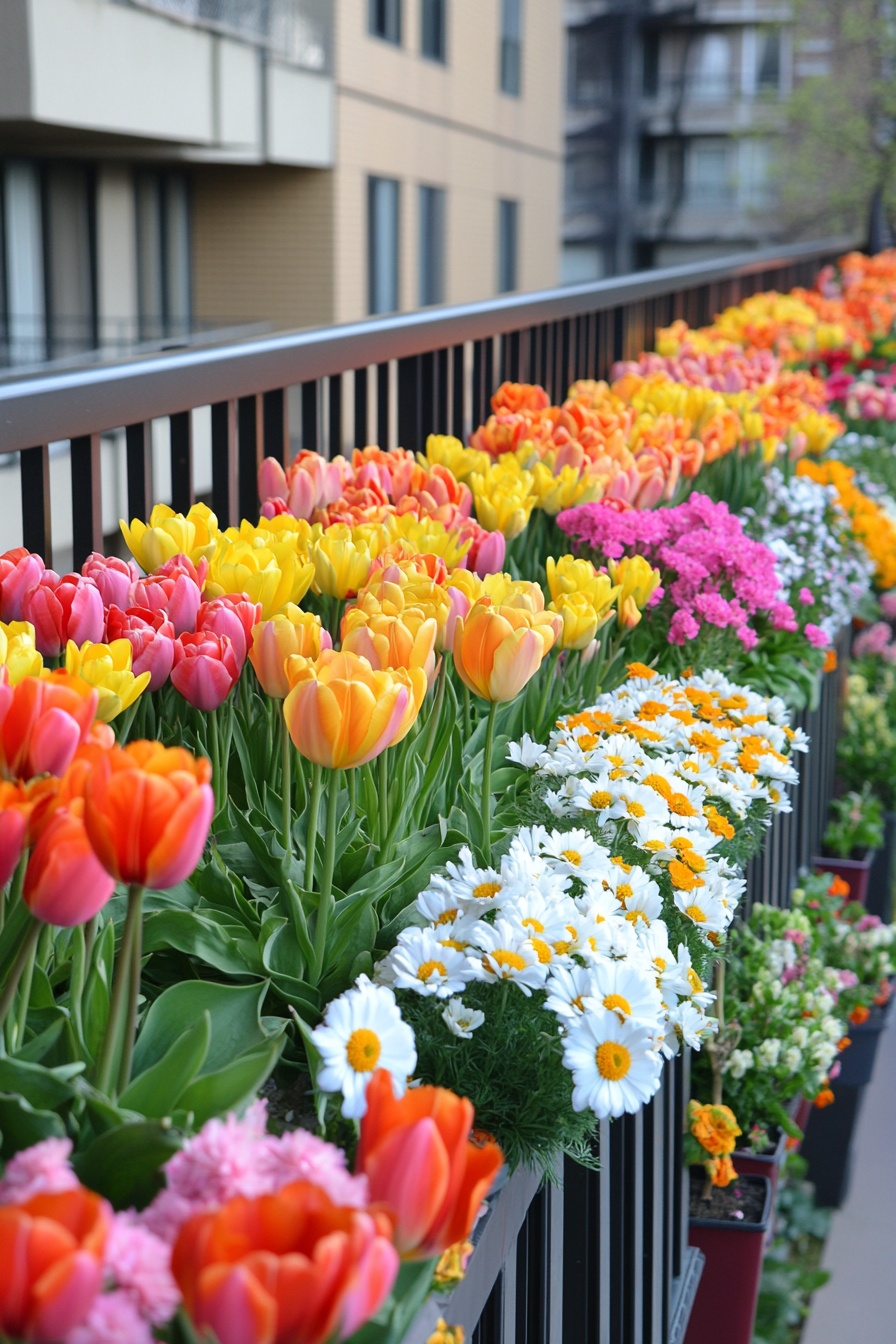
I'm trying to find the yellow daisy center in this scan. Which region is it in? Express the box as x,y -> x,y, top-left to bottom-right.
441,937 -> 467,950
654,956 -> 667,971
624,909 -> 650,925
617,883 -> 633,903
590,790 -> 612,810
684,904 -> 706,923
595,1040 -> 632,1080
345,1028 -> 382,1073
487,949 -> 527,974
668,793 -> 697,817
418,959 -> 448,982
625,799 -> 646,818
473,882 -> 502,900
687,968 -> 704,993
436,908 -> 459,925
561,849 -> 582,866
603,993 -> 632,1018
571,994 -> 586,1012
522,916 -> 545,933
530,938 -> 553,964
554,939 -> 572,955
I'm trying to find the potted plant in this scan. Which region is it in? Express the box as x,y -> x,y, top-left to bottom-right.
813,785 -> 885,905
837,660 -> 896,918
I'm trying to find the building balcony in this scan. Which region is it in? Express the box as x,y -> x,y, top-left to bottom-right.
0,0 -> 333,167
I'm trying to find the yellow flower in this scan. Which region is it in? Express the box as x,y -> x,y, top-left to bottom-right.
453,600 -> 560,702
249,606 -> 329,699
545,555 -> 620,618
310,526 -> 375,599
424,434 -> 490,482
342,607 -> 439,683
381,515 -> 472,569
470,461 -> 538,539
121,502 -> 218,572
548,591 -> 610,651
606,555 -> 662,615
207,537 -> 314,618
426,1319 -> 466,1344
531,462 -> 603,514
0,622 -> 43,684
480,574 -> 547,613
64,639 -> 150,722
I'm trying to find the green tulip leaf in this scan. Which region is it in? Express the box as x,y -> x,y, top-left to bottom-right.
142,910 -> 262,977
119,1012 -> 212,1118
178,1035 -> 285,1127
133,980 -> 270,1078
72,1120 -> 183,1210
0,1093 -> 67,1156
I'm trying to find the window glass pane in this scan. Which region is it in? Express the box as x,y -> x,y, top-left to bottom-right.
164,175 -> 192,336
135,172 -> 164,340
45,165 -> 95,358
419,184 -> 445,307
369,176 -> 400,314
690,32 -> 732,101
755,28 -> 781,92
500,0 -> 521,95
498,198 -> 518,293
569,27 -> 612,105
4,162 -> 45,365
687,142 -> 735,204
369,0 -> 401,44
421,0 -> 445,61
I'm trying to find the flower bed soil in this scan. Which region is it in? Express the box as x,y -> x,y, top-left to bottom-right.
689,1169 -> 768,1225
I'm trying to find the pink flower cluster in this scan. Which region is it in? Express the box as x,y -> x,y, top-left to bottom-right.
557,493 -> 791,649
0,547 -> 260,711
853,620 -> 896,663
612,343 -> 782,393
826,369 -> 896,421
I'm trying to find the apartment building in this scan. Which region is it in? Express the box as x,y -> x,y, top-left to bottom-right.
0,0 -> 564,370
563,0 -> 794,280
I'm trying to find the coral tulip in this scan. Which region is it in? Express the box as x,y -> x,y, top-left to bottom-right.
283,650 -> 426,769
24,802 -> 115,926
23,576 -> 105,659
0,549 -> 48,622
453,600 -> 560,703
248,606 -> 331,699
356,1070 -> 502,1259
0,1186 -> 110,1341
80,552 -> 139,610
83,740 -> 213,889
172,1181 -> 398,1344
196,595 -> 262,667
105,606 -> 176,692
0,780 -> 31,887
171,632 -> 241,712
0,671 -> 98,781
121,503 -> 219,572
131,570 -> 203,638
64,640 -> 151,723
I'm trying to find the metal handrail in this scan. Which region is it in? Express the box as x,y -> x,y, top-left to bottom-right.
0,237 -> 853,456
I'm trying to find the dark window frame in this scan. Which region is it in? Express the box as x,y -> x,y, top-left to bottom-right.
500,0 -> 522,96
368,174 -> 402,316
420,0 -> 446,63
369,0 -> 402,46
497,197 -> 518,293
418,182 -> 446,307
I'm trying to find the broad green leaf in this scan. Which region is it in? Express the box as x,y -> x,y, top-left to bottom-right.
178,1035 -> 285,1127
142,910 -> 262,977
72,1120 -> 182,1210
132,980 -> 269,1078
119,1013 -> 211,1118
0,1093 -> 66,1156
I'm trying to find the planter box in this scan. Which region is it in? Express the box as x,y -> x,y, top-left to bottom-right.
800,1083 -> 864,1208
791,1096 -> 813,1145
685,1174 -> 773,1344
812,850 -> 876,906
732,1127 -> 787,1244
867,811 -> 896,921
837,1002 -> 890,1087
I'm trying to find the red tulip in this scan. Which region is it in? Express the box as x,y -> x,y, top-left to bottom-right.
105,606 -> 176,691
196,595 -> 262,667
22,576 -> 105,659
356,1071 -> 503,1259
84,740 -> 213,888
80,553 -> 139,611
0,550 -> 49,622
172,1181 -> 398,1344
24,802 -> 115,926
0,1186 -> 110,1341
0,671 -> 98,781
171,632 -> 241,711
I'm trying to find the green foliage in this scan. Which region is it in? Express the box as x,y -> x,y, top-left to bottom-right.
753,1172 -> 831,1344
823,784 -> 885,855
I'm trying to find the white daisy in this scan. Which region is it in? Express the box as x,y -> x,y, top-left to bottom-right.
441,997 -> 486,1039
467,918 -> 549,995
545,963 -> 601,1023
581,957 -> 664,1027
507,733 -> 548,768
388,927 -> 473,998
562,1008 -> 663,1118
313,976 -> 417,1119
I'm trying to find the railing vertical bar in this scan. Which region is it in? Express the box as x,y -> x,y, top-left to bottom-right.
210,400 -> 239,528
124,422 -> 153,527
644,1085 -> 664,1344
420,352 -> 435,444
237,395 -> 262,525
70,433 -> 103,566
354,366 -> 369,447
599,1119 -> 612,1343
451,345 -> 465,439
608,1119 -> 626,1344
435,348 -> 449,432
20,444 -> 52,563
376,363 -> 390,449
508,329 -> 522,383
472,341 -> 486,429
169,411 -> 193,514
301,381 -> 319,455
560,317 -> 572,398
327,373 -> 343,458
262,388 -> 288,465
397,355 -> 420,451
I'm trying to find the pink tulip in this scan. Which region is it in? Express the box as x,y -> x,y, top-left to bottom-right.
105,606 -> 176,692
131,573 -> 202,637
0,672 -> 98,781
257,456 -> 288,505
455,522 -> 505,579
22,576 -> 105,659
153,553 -> 209,590
0,805 -> 28,888
80,553 -> 139,611
171,632 -> 241,711
24,804 -> 115,926
196,596 -> 262,667
0,550 -> 48,622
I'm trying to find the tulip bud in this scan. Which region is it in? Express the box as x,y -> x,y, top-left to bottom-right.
248,605 -> 330,699
24,801 -> 115,926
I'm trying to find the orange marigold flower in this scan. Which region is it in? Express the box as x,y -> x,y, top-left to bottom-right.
849,1004 -> 871,1026
823,649 -> 838,673
626,662 -> 657,679
814,1087 -> 835,1109
827,875 -> 850,898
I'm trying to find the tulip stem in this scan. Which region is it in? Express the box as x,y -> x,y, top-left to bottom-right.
96,884 -> 143,1098
462,686 -> 471,739
536,651 -> 556,737
347,767 -> 357,818
1,851 -> 28,934
12,923 -> 42,1051
118,885 -> 145,1094
378,751 -> 390,846
280,713 -> 293,854
0,917 -> 40,1050
481,701 -> 498,865
421,656 -> 448,765
304,764 -> 323,893
311,770 -> 339,983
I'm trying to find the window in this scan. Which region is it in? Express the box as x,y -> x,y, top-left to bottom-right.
500,0 -> 522,96
497,198 -> 518,293
421,0 -> 445,61
418,185 -> 445,307
369,0 -> 401,45
368,176 -> 400,314
754,28 -> 781,94
45,165 -> 96,359
687,141 -> 736,206
135,172 -> 191,341
568,26 -> 612,106
689,32 -> 732,102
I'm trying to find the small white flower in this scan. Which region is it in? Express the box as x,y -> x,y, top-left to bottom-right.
467,918 -> 549,995
755,1038 -> 782,1068
725,1048 -> 754,1080
782,1046 -> 802,1072
441,997 -> 485,1039
313,976 -> 417,1119
508,733 -> 548,768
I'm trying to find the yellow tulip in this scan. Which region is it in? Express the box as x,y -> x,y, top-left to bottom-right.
545,556 -> 621,617
310,527 -> 375,599
249,606 -> 329,699
548,592 -> 612,651
453,600 -> 560,703
342,608 -> 439,684
480,574 -> 546,613
64,639 -> 150,722
424,435 -> 490,482
469,462 -> 538,540
121,502 -> 219,572
0,622 -> 43,684
606,555 -> 662,616
445,569 -> 485,606
206,537 -> 313,618
381,516 -> 472,569
531,462 -> 603,515
283,649 -> 427,768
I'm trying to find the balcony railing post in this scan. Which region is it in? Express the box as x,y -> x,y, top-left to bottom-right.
169,410 -> 194,515
211,400 -> 239,527
125,421 -> 154,525
70,433 -> 103,567
20,444 -> 52,564
237,395 -> 262,525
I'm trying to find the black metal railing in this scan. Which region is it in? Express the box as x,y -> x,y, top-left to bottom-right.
0,237 -> 850,569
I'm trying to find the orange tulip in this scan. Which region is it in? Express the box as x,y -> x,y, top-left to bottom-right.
452,600 -> 560,703
248,605 -> 331,699
283,650 -> 427,769
0,670 -> 97,782
84,740 -> 213,888
0,1186 -> 110,1341
24,801 -> 115,926
356,1071 -> 503,1259
171,1180 -> 398,1344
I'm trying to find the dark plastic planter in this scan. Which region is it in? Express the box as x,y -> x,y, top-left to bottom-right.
812,850 -> 876,906
732,1128 -> 787,1241
800,1083 -> 864,1208
685,1174 -> 773,1344
867,811 -> 896,921
837,1003 -> 889,1087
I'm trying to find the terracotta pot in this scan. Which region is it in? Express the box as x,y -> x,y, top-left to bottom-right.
812,850 -> 876,906
791,1096 -> 812,1144
685,1174 -> 773,1344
